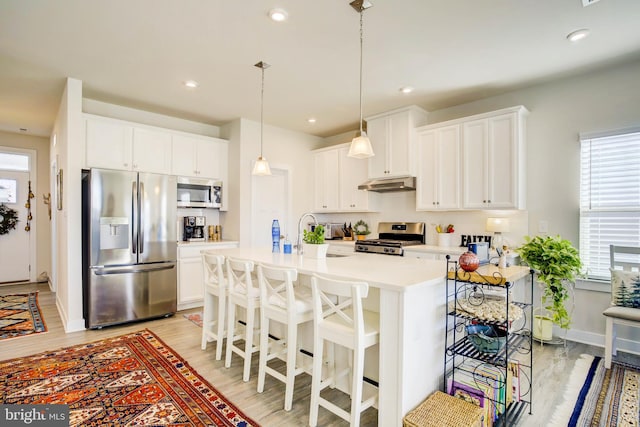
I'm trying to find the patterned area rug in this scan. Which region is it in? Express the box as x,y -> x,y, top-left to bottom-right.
0,292 -> 47,341
550,354 -> 640,426
0,329 -> 260,426
183,311 -> 203,328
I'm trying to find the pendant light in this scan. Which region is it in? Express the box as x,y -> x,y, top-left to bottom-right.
252,61 -> 272,176
347,0 -> 375,159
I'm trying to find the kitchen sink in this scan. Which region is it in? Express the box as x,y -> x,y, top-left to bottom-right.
326,253 -> 351,258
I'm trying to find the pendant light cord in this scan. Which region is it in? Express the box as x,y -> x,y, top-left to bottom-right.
358,9 -> 364,134
260,65 -> 265,157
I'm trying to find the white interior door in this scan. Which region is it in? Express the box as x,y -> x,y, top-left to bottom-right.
0,170 -> 31,283
251,167 -> 290,248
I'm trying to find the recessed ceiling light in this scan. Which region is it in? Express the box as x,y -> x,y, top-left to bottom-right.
307,118 -> 317,124
269,8 -> 288,22
567,29 -> 590,43
183,80 -> 199,88
399,86 -> 414,94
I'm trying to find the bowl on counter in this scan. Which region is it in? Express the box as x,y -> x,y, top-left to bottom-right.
465,324 -> 507,354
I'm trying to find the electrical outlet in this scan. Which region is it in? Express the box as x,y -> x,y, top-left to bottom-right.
538,220 -> 549,234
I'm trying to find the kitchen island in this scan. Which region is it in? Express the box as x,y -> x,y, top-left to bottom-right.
206,246 -> 446,426
206,247 -> 529,426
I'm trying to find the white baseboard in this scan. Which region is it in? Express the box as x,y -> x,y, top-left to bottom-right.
55,294 -> 85,333
560,327 -> 640,357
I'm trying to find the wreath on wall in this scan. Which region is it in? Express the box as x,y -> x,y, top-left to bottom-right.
0,204 -> 19,235
353,219 -> 371,235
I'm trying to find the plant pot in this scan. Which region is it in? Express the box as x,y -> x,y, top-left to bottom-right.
356,235 -> 366,241
303,243 -> 329,259
533,313 -> 553,341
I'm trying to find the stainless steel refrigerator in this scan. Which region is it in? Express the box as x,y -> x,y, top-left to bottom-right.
82,168 -> 177,328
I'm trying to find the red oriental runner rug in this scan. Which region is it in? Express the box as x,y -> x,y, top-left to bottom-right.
0,292 -> 47,341
0,329 -> 260,426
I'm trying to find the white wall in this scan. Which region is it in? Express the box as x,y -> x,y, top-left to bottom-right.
220,118 -> 323,247
51,77 -> 85,332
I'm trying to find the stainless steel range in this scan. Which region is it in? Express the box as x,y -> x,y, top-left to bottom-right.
355,222 -> 425,256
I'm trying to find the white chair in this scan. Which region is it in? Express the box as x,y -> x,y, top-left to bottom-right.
225,257 -> 261,382
256,263 -> 314,411
308,274 -> 380,427
201,251 -> 227,360
603,244 -> 640,369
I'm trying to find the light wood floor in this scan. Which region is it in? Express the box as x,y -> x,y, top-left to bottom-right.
2,283 -> 639,426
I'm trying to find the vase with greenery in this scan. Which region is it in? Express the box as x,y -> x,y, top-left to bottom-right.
302,225 -> 329,258
353,220 -> 371,240
517,235 -> 583,330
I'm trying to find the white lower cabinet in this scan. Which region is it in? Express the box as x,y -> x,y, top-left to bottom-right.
177,242 -> 238,310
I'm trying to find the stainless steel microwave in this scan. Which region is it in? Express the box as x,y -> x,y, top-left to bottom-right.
177,177 -> 222,208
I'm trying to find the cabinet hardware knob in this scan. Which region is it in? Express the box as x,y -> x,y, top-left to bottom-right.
483,200 -> 486,203
433,202 -> 436,205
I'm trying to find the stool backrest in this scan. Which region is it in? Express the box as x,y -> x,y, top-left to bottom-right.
610,245 -> 640,272
226,257 -> 256,296
202,251 -> 226,290
257,263 -> 298,314
310,274 -> 369,341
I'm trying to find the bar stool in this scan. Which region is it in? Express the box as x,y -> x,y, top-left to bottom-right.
225,257 -> 261,382
308,274 -> 380,427
200,251 -> 227,360
256,263 -> 314,411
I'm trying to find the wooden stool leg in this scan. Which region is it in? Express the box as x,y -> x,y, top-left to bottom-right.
309,337 -> 324,427
350,347 -> 365,427
225,302 -> 236,368
243,305 -> 255,382
257,315 -> 270,393
284,321 -> 297,411
215,293 -> 226,361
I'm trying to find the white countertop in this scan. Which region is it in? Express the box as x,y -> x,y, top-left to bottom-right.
177,240 -> 239,247
204,246 -> 446,292
403,244 -> 467,255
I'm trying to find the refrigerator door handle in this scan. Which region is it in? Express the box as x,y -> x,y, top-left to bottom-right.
131,181 -> 138,254
92,264 -> 176,276
140,181 -> 145,254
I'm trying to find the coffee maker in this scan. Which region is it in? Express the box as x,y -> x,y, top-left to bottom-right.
183,216 -> 205,241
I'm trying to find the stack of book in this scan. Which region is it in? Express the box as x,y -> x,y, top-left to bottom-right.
446,360 -> 521,427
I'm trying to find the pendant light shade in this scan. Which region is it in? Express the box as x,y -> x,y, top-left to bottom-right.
252,61 -> 272,176
348,0 -> 375,159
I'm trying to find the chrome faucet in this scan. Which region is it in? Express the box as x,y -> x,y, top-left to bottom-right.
296,212 -> 318,255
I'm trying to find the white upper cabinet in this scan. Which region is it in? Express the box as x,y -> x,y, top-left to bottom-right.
462,109 -> 526,209
171,134 -> 226,179
366,106 -> 428,179
312,144 -> 372,213
313,149 -> 340,211
416,125 -> 461,210
131,128 -> 172,174
85,115 -> 171,174
339,146 -> 369,211
85,116 -> 133,170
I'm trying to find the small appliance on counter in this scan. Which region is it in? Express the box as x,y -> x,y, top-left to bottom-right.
183,216 -> 206,241
308,222 -> 346,240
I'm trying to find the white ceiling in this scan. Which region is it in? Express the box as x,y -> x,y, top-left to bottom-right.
1,0 -> 640,138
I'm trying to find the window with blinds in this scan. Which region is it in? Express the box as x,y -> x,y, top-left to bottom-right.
580,130 -> 640,280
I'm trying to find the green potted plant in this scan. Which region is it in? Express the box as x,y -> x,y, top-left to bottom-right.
517,235 -> 583,333
302,224 -> 329,258
353,220 -> 371,241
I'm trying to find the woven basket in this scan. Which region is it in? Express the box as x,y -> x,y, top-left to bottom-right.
403,391 -> 484,427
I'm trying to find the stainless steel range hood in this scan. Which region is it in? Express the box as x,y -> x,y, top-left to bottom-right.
357,176 -> 416,192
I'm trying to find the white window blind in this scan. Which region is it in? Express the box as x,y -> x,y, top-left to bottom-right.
580,131 -> 640,280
